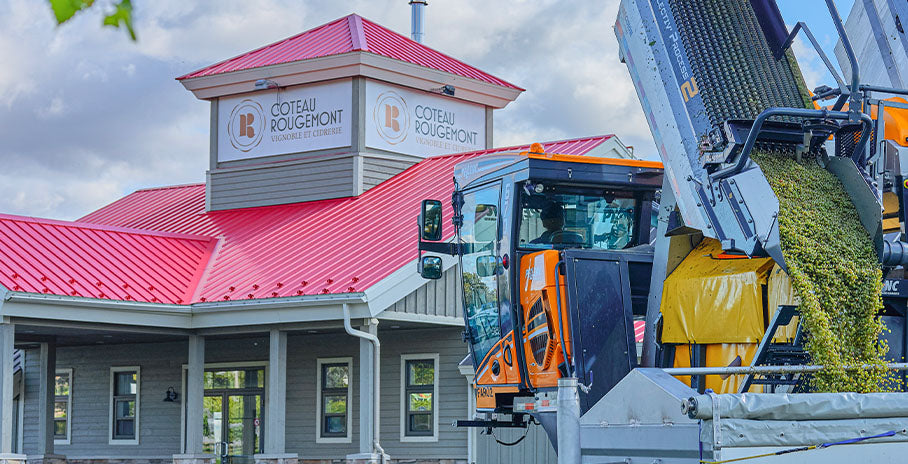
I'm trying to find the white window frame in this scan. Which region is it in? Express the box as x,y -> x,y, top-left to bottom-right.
108,366 -> 140,445
54,368 -> 73,445
315,357 -> 353,444
400,353 -> 440,443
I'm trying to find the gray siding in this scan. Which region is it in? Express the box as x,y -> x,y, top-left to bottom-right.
24,341 -> 189,458
21,328 -> 468,461
362,157 -> 416,191
208,155 -> 356,211
476,425 -> 556,464
387,266 -> 463,319
378,328 -> 469,460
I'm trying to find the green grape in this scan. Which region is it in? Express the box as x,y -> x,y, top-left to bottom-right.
752,150 -> 891,392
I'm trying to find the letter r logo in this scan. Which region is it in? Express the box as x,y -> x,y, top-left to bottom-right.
240,113 -> 255,138
384,104 -> 400,132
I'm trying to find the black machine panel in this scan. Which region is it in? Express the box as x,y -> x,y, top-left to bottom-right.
563,249 -> 653,412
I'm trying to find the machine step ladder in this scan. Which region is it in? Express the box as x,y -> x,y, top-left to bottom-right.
740,305 -> 810,392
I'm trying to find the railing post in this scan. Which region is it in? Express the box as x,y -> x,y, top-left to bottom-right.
557,377 -> 581,464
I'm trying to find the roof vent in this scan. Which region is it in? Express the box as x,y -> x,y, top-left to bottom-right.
409,0 -> 427,43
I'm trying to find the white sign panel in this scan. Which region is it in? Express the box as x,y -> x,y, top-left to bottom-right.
364,80 -> 486,157
217,80 -> 352,162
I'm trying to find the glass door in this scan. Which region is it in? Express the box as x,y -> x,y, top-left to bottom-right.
200,368 -> 265,464
224,393 -> 262,464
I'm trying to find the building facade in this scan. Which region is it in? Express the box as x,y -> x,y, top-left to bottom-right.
0,13 -> 634,464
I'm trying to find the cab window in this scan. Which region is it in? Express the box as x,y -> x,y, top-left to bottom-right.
518,185 -> 638,250
459,185 -> 502,368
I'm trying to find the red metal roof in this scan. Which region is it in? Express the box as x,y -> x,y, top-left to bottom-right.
78,135 -> 613,303
634,320 -> 645,343
0,214 -> 216,304
177,14 -> 523,90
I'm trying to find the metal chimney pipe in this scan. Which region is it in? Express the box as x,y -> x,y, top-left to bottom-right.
409,0 -> 427,43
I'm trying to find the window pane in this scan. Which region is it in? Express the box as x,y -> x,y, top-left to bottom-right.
115,372 -> 137,395
324,416 -> 346,434
54,419 -> 66,437
54,401 -> 67,419
204,369 -> 264,389
409,393 -> 433,412
115,399 -> 136,418
116,419 -> 134,438
55,374 -> 70,396
324,395 -> 347,414
410,413 -> 431,432
408,360 -> 434,386
324,365 -> 348,389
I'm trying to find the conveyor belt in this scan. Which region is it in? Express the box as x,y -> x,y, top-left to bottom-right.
668,0 -> 813,126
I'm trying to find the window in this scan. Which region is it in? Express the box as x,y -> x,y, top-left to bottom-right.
459,185 -> 502,369
315,358 -> 352,443
54,369 -> 72,444
518,185 -> 639,251
400,354 -> 439,442
109,367 -> 140,444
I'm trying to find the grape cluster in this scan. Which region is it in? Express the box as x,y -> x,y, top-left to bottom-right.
754,150 -> 891,392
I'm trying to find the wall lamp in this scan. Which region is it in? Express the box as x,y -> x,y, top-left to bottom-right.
254,79 -> 279,90
163,386 -> 179,402
431,84 -> 455,96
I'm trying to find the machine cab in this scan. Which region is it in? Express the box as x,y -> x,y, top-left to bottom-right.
418,147 -> 663,412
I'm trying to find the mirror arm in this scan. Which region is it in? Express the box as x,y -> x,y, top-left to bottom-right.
419,241 -> 459,255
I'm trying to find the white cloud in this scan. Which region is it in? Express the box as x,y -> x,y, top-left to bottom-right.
0,0 -> 659,221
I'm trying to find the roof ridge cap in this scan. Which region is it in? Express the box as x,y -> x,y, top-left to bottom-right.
348,14 -> 368,51
0,213 -> 216,242
134,182 -> 205,193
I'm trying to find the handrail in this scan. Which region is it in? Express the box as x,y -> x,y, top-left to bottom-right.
663,362 -> 908,376
710,107 -> 873,180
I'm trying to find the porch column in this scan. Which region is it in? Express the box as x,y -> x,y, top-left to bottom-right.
29,340 -> 66,464
256,329 -> 296,464
0,322 -> 24,464
174,335 -> 213,464
358,322 -> 377,455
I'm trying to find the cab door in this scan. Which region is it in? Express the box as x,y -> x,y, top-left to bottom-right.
460,183 -> 521,406
460,183 -> 503,368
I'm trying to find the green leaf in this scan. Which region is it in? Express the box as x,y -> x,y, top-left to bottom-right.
102,0 -> 136,41
49,0 -> 94,24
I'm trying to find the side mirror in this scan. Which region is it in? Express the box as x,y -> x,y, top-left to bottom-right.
419,256 -> 443,280
419,200 -> 443,241
475,255 -> 498,277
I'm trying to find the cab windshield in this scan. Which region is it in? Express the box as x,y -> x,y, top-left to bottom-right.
518,184 -> 638,250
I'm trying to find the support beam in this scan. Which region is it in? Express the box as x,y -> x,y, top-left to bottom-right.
36,342 -> 55,455
0,322 -> 25,463
358,322 -> 377,454
174,335 -> 213,464
255,330 -> 296,464
265,329 -> 287,453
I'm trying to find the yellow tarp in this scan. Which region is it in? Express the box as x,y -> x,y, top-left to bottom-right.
661,238 -> 774,343
767,264 -> 800,343
673,343 -> 762,393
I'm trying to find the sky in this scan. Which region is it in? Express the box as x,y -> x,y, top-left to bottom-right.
0,0 -> 856,220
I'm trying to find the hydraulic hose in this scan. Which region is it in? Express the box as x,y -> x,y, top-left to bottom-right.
553,260 -> 573,378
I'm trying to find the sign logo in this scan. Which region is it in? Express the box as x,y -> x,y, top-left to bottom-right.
373,91 -> 409,145
227,99 -> 264,152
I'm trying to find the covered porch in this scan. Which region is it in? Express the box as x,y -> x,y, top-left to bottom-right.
0,275 -> 466,464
